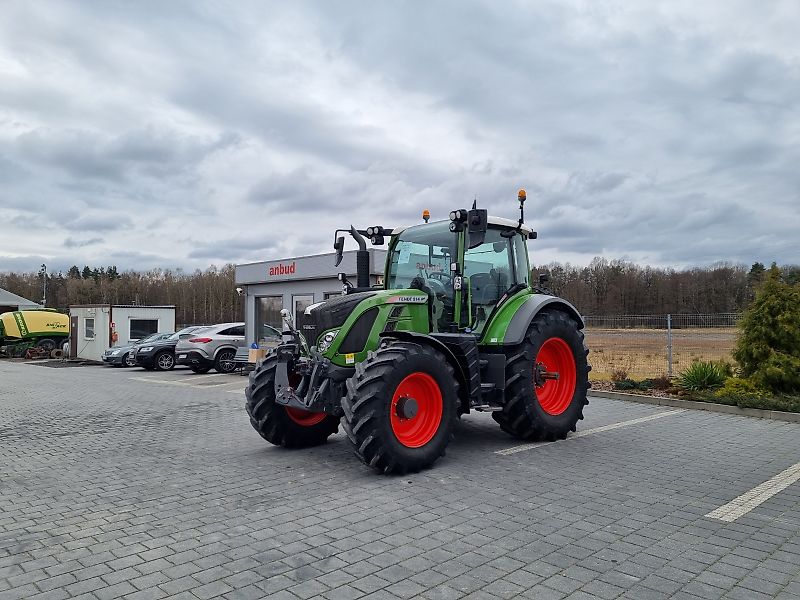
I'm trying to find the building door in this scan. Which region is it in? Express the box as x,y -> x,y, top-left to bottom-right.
293,294 -> 314,327
255,296 -> 282,343
69,316 -> 78,358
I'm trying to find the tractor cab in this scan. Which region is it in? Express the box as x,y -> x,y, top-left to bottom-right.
386,215 -> 533,335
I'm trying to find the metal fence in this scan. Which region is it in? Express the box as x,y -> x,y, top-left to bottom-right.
582,313 -> 741,381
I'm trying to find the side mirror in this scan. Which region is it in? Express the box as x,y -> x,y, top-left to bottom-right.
334,236 -> 345,267
467,208 -> 488,249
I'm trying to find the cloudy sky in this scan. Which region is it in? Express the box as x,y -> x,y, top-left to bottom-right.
1,0 -> 798,274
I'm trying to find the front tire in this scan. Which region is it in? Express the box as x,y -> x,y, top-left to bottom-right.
341,342 -> 459,474
245,355 -> 339,448
493,310 -> 590,441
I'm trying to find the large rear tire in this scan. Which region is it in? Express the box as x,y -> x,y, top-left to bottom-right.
37,338 -> 57,352
493,310 -> 589,441
341,342 -> 459,474
245,355 -> 339,448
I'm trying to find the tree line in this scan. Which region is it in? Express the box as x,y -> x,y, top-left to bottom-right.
1,260 -> 797,325
534,259 -> 799,315
0,265 -> 243,327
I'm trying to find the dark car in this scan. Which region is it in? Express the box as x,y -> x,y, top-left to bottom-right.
101,332 -> 173,367
132,326 -> 208,371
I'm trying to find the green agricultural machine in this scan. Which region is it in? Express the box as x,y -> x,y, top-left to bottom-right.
245,190 -> 590,473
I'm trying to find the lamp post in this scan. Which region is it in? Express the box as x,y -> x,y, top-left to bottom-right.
40,263 -> 47,307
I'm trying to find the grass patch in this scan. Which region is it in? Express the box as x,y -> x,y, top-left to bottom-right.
689,391 -> 800,413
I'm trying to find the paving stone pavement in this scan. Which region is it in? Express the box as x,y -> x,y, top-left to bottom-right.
1,361 -> 799,600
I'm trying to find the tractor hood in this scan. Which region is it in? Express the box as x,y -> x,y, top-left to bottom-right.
299,291 -> 379,339
297,289 -> 430,363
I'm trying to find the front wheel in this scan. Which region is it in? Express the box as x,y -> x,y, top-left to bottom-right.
245,355 -> 339,448
341,342 -> 459,474
493,310 -> 590,441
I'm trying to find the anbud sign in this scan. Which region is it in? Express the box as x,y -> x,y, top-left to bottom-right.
269,262 -> 296,277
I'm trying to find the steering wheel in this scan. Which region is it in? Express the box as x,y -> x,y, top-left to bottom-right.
428,271 -> 452,282
425,277 -> 447,296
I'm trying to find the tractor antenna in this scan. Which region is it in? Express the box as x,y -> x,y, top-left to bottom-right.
472,198 -> 477,210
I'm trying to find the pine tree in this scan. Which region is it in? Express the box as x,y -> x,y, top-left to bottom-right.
733,265 -> 800,393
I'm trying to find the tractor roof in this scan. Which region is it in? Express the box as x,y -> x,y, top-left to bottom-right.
392,216 -> 534,237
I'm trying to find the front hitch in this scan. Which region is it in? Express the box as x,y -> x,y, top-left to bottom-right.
274,344 -> 332,412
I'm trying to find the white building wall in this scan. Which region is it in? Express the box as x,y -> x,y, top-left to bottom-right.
111,307 -> 176,344
69,306 -> 111,362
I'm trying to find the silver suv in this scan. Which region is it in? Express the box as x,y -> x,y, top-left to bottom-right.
175,322 -> 245,374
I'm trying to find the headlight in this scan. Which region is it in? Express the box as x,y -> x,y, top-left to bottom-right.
111,350 -> 120,356
317,330 -> 339,353
139,346 -> 153,352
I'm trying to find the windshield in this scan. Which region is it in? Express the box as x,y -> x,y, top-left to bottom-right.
169,326 -> 205,341
135,333 -> 160,345
387,221 -> 455,331
387,221 -> 453,289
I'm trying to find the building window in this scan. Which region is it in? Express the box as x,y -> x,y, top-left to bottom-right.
255,296 -> 282,343
293,294 -> 314,327
84,318 -> 95,339
324,291 -> 342,299
130,319 -> 159,340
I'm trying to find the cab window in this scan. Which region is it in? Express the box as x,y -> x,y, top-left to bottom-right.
464,228 -> 524,332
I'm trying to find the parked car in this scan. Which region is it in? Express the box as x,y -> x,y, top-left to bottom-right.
132,326 -> 208,371
102,332 -> 173,367
176,322 -> 246,374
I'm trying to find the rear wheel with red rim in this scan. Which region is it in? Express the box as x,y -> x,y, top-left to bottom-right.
493,310 -> 589,441
342,341 -> 459,474
534,337 -> 578,416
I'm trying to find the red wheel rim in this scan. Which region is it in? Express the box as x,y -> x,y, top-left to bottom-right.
390,372 -> 443,448
534,337 -> 577,416
285,407 -> 327,426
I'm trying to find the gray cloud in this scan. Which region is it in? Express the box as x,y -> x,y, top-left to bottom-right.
64,237 -> 104,248
0,0 -> 797,273
63,215 -> 133,232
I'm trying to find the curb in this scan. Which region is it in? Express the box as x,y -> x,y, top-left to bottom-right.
588,390 -> 800,424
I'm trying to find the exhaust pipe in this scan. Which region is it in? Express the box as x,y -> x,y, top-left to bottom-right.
349,226 -> 371,289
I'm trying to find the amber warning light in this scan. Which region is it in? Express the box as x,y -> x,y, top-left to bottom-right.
518,189 -> 526,203
422,209 -> 430,223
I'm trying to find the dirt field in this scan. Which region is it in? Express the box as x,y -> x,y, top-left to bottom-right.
584,327 -> 739,380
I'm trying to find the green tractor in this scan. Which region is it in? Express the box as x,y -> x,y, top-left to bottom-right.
245,190 -> 590,473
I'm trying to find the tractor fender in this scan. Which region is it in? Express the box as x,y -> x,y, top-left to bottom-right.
504,294 -> 584,345
379,331 -> 470,411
